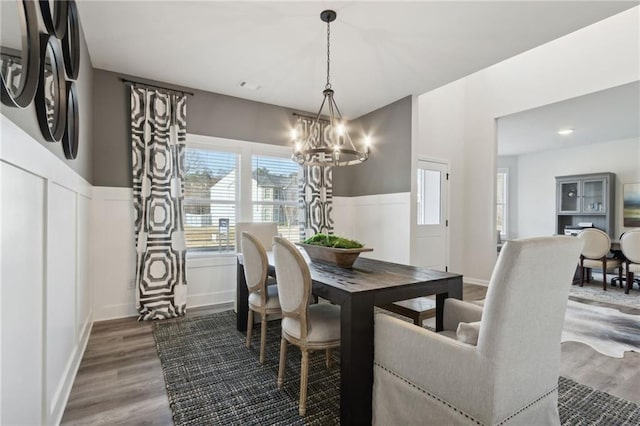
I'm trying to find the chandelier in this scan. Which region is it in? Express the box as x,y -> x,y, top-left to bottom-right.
291,10 -> 370,167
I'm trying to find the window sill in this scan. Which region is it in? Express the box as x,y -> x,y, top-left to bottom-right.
186,250 -> 237,268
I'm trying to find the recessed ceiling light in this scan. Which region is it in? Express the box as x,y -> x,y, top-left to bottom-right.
557,129 -> 574,135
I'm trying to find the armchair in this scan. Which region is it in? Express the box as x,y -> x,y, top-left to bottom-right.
373,236 -> 583,425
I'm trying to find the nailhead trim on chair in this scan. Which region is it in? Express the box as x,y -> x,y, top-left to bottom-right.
375,362 -> 559,426
495,386 -> 558,425
374,362 -> 483,425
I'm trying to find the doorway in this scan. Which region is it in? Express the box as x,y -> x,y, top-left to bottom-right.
415,159 -> 449,271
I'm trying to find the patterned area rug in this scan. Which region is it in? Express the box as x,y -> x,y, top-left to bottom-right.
562,300 -> 640,358
568,275 -> 640,310
154,311 -> 640,425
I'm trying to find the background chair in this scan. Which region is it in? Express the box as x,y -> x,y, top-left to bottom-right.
273,236 -> 340,416
236,222 -> 278,253
577,228 -> 622,290
373,236 -> 583,425
620,229 -> 640,294
241,232 -> 281,364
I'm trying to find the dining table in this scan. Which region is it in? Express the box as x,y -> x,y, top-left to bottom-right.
236,251 -> 463,425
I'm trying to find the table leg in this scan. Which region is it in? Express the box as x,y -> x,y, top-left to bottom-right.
236,260 -> 248,332
436,276 -> 463,332
340,292 -> 375,425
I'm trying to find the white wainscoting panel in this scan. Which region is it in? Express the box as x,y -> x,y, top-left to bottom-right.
1,115 -> 93,425
333,193 -> 411,264
92,187 -> 238,321
91,187 -> 137,320
46,183 -> 78,418
1,162 -> 45,426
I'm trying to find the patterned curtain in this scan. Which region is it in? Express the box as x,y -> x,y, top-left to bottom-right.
130,87 -> 187,320
295,116 -> 334,239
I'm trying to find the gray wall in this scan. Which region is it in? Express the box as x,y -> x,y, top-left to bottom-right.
92,69 -> 305,187
1,21 -> 94,182
333,96 -> 412,197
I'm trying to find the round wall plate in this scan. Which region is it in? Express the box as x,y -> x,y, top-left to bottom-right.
61,0 -> 80,80
62,81 -> 79,159
39,0 -> 68,38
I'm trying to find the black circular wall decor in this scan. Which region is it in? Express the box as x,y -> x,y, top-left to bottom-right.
62,81 -> 79,159
0,0 -> 41,108
61,0 -> 79,80
35,34 -> 67,142
39,0 -> 68,38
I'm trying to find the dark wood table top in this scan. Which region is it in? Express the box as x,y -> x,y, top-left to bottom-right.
238,251 -> 461,294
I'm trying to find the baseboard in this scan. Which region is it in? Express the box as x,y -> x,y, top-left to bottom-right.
95,302 -> 138,321
94,291 -> 236,321
188,291 -> 235,309
464,277 -> 490,286
50,315 -> 93,425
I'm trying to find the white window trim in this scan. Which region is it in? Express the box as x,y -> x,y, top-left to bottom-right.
186,134 -> 295,258
497,168 -> 509,240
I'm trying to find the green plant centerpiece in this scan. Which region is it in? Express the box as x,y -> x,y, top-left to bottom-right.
298,233 -> 373,268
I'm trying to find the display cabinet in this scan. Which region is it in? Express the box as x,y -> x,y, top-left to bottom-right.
556,172 -> 615,238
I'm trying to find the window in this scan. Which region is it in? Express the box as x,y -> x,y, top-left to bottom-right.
184,135 -> 300,252
496,169 -> 508,239
252,155 -> 300,242
184,148 -> 238,251
417,168 -> 442,225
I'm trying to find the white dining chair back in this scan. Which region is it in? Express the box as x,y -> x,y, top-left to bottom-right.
620,229 -> 640,264
578,228 -> 610,259
236,222 -> 278,253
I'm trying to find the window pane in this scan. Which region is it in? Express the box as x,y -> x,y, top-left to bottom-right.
496,173 -> 505,204
252,155 -> 300,242
417,169 -> 441,225
252,155 -> 299,202
184,147 -> 238,251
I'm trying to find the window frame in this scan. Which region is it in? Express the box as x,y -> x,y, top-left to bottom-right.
185,134 -> 298,257
496,168 -> 509,240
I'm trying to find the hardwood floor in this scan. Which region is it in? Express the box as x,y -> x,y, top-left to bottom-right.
61,284 -> 639,425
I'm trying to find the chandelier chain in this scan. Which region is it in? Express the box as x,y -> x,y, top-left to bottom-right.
326,19 -> 331,89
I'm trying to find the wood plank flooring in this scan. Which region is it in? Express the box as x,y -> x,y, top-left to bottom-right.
61,284 -> 639,425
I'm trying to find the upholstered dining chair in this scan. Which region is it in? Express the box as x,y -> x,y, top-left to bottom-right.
240,231 -> 281,364
620,229 -> 640,294
236,222 -> 278,253
272,236 -> 341,416
373,236 -> 583,426
577,228 -> 623,290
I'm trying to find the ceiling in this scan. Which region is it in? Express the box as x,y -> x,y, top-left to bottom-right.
497,81 -> 640,156
76,1 -> 637,119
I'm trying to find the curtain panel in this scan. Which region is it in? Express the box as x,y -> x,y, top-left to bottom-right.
295,116 -> 334,239
130,86 -> 187,320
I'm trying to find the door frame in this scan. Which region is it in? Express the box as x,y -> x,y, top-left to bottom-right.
412,156 -> 450,271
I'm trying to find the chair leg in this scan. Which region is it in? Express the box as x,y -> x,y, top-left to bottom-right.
602,259 -> 607,291
246,310 -> 254,348
580,259 -> 585,286
626,272 -> 634,295
277,337 -> 287,388
325,348 -> 332,369
299,349 -> 309,416
259,314 -> 267,364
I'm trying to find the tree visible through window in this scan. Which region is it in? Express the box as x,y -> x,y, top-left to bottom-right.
183,138 -> 301,252
252,155 -> 300,242
184,148 -> 237,251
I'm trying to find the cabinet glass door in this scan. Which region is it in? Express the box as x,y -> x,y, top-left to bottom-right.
582,179 -> 606,213
559,181 -> 580,213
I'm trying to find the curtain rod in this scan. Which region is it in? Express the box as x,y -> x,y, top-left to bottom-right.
120,77 -> 194,96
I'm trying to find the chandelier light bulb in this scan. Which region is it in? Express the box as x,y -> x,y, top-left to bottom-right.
290,128 -> 298,140
336,123 -> 345,136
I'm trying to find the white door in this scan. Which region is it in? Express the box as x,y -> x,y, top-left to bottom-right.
415,160 -> 449,271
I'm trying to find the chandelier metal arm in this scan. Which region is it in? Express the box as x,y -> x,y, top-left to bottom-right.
291,9 -> 370,168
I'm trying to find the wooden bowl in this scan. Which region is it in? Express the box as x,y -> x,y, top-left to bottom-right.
297,243 -> 373,268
